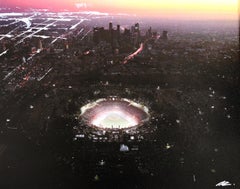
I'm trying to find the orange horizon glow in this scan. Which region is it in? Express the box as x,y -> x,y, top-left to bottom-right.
4,0 -> 239,20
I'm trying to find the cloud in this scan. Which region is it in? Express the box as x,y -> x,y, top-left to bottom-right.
75,2 -> 88,9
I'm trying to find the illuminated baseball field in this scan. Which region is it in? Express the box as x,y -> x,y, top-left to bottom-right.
80,98 -> 150,129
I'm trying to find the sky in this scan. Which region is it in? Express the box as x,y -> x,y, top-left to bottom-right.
2,0 -> 239,20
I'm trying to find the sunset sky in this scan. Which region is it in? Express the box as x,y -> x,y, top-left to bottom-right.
3,0 -> 239,20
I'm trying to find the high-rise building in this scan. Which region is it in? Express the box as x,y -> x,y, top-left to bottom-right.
109,22 -> 113,31
131,23 -> 141,48
160,31 -> 168,40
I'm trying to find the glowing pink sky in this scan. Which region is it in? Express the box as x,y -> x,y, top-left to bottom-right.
2,0 -> 238,20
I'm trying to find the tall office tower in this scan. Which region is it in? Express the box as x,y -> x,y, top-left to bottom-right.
109,22 -> 113,31
160,31 -> 168,40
